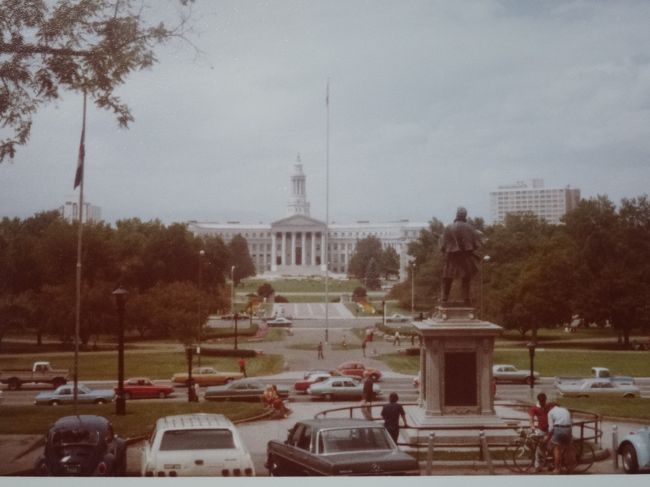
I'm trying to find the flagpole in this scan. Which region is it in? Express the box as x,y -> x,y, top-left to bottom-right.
325,79 -> 330,345
73,92 -> 87,413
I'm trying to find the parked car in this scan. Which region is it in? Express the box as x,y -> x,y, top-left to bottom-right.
1,361 -> 69,390
386,313 -> 410,323
307,376 -> 381,401
492,364 -> 539,384
266,418 -> 419,476
141,414 -> 255,477
303,369 -> 335,380
34,415 -> 126,476
618,426 -> 650,474
556,378 -> 640,398
34,383 -> 115,406
294,373 -> 333,393
555,367 -> 635,386
336,361 -> 382,381
266,317 -> 293,327
171,367 -> 244,387
116,377 -> 173,399
204,379 -> 290,402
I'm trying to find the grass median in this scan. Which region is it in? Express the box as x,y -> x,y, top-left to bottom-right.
0,352 -> 285,381
379,350 -> 650,377
0,401 -> 267,437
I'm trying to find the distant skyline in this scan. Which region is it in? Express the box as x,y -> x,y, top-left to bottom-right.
1,1 -> 649,226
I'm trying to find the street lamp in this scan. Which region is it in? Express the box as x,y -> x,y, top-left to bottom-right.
527,341 -> 536,394
197,249 -> 205,366
480,255 -> 491,319
112,286 -> 128,416
230,265 -> 236,317
410,261 -> 416,315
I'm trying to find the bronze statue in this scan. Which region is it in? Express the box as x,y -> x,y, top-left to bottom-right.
439,207 -> 482,305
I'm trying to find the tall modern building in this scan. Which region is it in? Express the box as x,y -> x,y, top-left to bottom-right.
188,157 -> 427,278
489,179 -> 581,225
59,200 -> 102,224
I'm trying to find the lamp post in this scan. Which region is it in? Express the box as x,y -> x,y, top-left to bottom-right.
186,345 -> 195,402
197,249 -> 205,366
527,341 -> 536,396
480,255 -> 491,319
410,261 -> 415,315
230,264 -> 236,318
112,286 -> 128,416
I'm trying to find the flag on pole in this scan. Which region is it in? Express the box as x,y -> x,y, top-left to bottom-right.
73,94 -> 87,189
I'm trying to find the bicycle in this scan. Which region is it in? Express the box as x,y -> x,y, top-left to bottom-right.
506,427 -> 595,474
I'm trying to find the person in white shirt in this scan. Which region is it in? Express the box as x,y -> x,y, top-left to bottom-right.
546,402 -> 572,473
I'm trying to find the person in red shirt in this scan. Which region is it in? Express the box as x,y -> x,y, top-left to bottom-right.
238,357 -> 247,377
528,392 -> 552,471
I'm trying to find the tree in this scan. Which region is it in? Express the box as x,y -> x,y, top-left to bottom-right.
257,282 -> 275,299
347,236 -> 383,280
0,0 -> 194,161
228,234 -> 255,286
364,257 -> 381,291
380,246 -> 400,279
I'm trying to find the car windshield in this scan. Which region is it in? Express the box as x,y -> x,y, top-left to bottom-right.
319,427 -> 392,453
52,429 -> 100,446
159,429 -> 236,450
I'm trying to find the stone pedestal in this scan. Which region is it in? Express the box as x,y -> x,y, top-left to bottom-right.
411,305 -> 504,428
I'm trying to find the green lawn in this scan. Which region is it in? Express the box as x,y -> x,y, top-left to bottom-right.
560,397 -> 650,421
379,350 -> 650,377
0,401 -> 266,436
238,277 -> 363,294
0,352 -> 285,381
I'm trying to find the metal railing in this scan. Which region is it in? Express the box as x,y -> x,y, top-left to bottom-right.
314,401 -> 603,474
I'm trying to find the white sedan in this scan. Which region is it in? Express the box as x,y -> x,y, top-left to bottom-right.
492,364 -> 539,384
265,317 -> 293,327
386,313 -> 410,323
141,413 -> 255,477
556,378 -> 640,398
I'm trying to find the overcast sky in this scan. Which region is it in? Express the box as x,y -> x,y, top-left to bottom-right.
2,0 -> 649,226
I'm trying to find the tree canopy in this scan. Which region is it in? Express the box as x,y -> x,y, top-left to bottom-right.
0,0 -> 193,161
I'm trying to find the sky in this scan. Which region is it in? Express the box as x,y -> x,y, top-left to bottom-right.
2,0 -> 650,227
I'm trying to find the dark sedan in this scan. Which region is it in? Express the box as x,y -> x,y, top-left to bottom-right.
266,419 -> 419,476
204,379 -> 290,402
34,415 -> 126,476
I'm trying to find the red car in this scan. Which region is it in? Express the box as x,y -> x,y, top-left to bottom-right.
336,361 -> 382,381
115,377 -> 173,400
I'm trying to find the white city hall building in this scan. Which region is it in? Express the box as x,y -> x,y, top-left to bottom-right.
188,161 -> 427,279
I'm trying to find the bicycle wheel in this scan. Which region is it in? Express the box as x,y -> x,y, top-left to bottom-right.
572,442 -> 595,474
561,443 -> 578,474
511,443 -> 535,473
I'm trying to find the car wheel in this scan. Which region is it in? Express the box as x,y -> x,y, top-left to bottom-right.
623,393 -> 635,398
52,378 -> 66,389
267,455 -> 283,476
95,398 -> 107,404
50,400 -> 60,406
622,443 -> 639,474
324,393 -> 332,401
158,391 -> 166,399
7,378 -> 21,390
524,376 -> 534,385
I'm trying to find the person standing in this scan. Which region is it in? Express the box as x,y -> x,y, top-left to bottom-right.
361,339 -> 367,357
238,357 -> 247,377
317,341 -> 324,359
528,392 -> 551,471
360,375 -> 374,420
393,331 -> 400,346
546,402 -> 573,474
381,392 -> 407,443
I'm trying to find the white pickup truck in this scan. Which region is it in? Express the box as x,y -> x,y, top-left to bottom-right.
0,361 -> 69,390
554,367 -> 635,386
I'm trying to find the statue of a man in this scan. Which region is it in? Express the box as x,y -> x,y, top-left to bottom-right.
439,206 -> 482,305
